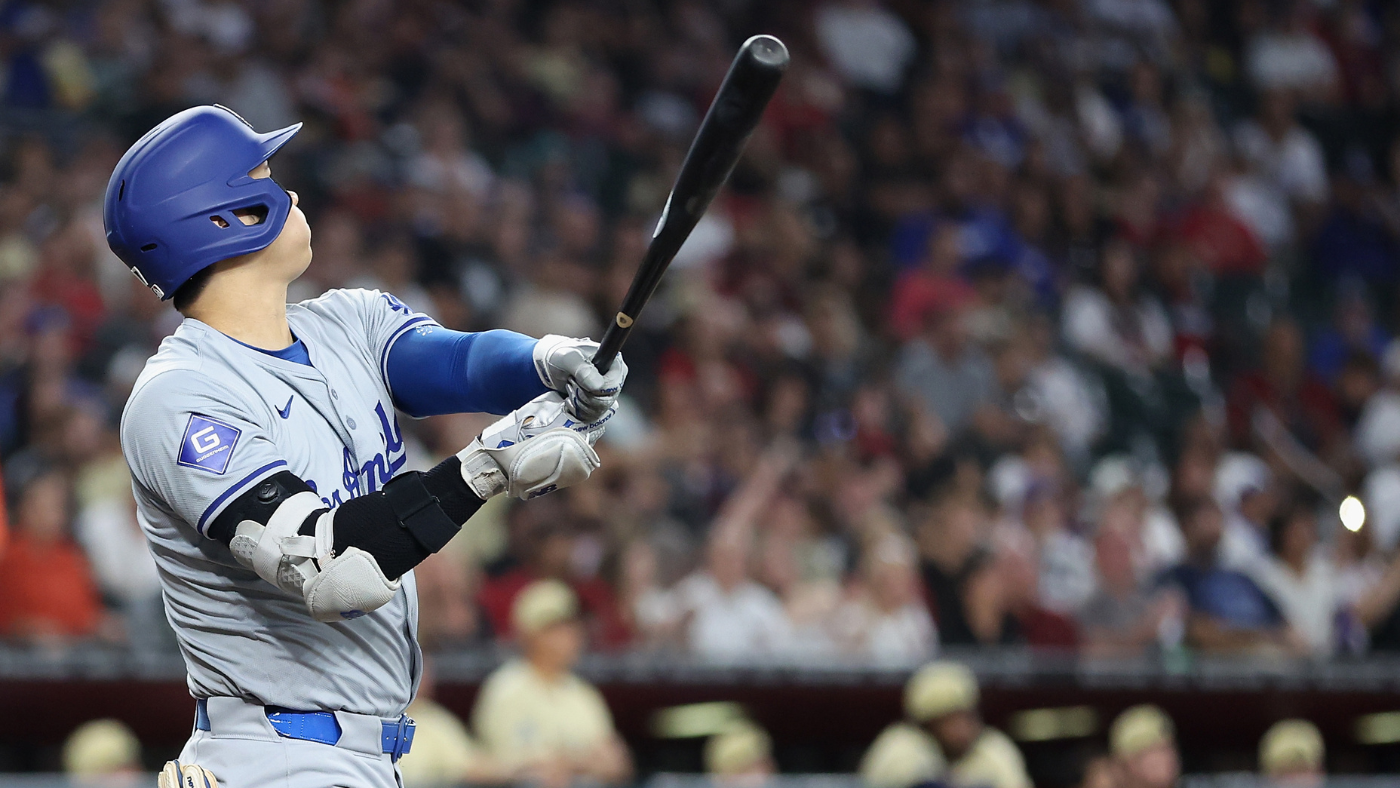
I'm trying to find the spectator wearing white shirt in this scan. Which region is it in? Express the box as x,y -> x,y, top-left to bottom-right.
814,0 -> 917,95
1234,91 -> 1329,209
832,535 -> 938,664
1245,5 -> 1339,102
1213,452 -> 1278,570
675,530 -> 794,660
1062,239 -> 1174,379
1247,500 -> 1341,657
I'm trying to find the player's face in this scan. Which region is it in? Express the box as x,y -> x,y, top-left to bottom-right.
249,161 -> 313,279
526,619 -> 584,673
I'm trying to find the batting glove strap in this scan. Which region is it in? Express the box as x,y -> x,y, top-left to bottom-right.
457,391 -> 609,500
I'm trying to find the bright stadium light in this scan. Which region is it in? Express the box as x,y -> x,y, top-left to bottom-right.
1341,495 -> 1366,533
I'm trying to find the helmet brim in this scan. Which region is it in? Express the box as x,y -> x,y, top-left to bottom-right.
255,122 -> 302,164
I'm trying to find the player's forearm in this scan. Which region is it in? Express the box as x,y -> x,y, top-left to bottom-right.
386,326 -> 546,417
306,456 -> 483,579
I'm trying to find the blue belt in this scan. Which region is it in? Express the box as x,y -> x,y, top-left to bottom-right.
195,699 -> 415,761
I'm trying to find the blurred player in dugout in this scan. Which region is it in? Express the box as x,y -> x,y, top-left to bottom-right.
473,579 -> 633,786
861,661 -> 1032,788
1259,719 -> 1325,787
399,579 -> 631,787
1109,705 -> 1180,788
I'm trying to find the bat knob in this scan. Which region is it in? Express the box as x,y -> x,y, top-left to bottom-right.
743,35 -> 790,71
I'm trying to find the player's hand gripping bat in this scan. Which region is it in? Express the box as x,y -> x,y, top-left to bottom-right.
591,34 -> 789,373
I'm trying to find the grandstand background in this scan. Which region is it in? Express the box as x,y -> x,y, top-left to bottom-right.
2,0 -> 1400,785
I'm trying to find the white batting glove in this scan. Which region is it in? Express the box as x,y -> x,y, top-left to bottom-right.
458,391 -> 613,501
533,334 -> 628,422
159,761 -> 219,788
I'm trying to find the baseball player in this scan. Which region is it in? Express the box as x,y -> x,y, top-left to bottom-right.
104,105 -> 627,788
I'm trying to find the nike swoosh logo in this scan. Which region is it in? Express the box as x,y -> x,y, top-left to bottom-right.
277,396 -> 294,419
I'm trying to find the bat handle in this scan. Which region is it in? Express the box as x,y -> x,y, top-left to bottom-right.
592,319 -> 627,373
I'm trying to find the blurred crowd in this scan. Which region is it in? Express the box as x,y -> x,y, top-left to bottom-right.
4,0 -> 1400,666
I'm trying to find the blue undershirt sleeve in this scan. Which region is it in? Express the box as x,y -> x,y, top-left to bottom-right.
385,325 -> 547,417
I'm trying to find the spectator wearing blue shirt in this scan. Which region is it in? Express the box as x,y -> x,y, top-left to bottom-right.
1307,280 -> 1389,384
1162,498 -> 1307,656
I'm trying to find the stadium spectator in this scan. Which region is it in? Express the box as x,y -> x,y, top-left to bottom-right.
1110,705 -> 1180,788
1213,452 -> 1278,569
471,580 -> 633,786
1162,498 -> 1300,656
478,510 -> 629,648
1079,528 -> 1184,658
1061,238 -> 1173,380
1226,318 -> 1342,454
0,467 -> 103,642
673,529 -> 795,660
896,303 -> 996,440
1248,499 -> 1342,656
917,495 -> 1000,648
831,533 -> 937,663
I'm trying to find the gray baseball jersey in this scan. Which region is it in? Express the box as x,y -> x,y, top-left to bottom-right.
121,288 -> 435,718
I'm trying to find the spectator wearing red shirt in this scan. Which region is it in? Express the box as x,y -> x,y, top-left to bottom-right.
0,468 -> 102,641
479,513 -> 630,649
0,469 -> 8,560
1227,318 -> 1342,453
889,223 -> 977,342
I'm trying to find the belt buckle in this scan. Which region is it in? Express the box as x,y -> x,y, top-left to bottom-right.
390,714 -> 414,762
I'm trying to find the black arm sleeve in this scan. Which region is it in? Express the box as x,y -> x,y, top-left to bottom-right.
207,457 -> 484,580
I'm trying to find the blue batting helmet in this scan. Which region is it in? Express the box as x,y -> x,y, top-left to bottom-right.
103,105 -> 302,300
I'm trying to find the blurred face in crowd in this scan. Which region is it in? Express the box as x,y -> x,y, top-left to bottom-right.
1258,90 -> 1295,137
1263,320 -> 1304,389
929,710 -> 982,761
524,619 -> 584,677
708,534 -> 750,592
1122,741 -> 1180,788
919,498 -> 984,569
1274,510 -> 1317,568
1173,450 -> 1216,503
924,306 -> 969,360
1100,241 -> 1139,303
1023,487 -> 1067,538
1183,501 -> 1224,562
925,223 -> 963,276
18,471 -> 70,544
536,529 -> 575,578
1095,529 -> 1137,596
1239,485 -> 1279,527
865,540 -> 919,612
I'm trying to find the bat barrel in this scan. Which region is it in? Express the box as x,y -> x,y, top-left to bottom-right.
593,35 -> 789,373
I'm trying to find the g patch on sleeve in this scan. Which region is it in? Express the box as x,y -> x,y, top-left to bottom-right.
177,414 -> 241,475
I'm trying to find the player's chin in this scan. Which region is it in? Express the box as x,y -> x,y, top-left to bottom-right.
287,208 -> 313,264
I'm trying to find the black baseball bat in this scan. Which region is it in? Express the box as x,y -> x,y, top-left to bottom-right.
592,34 -> 789,373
